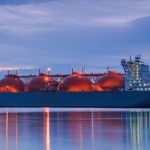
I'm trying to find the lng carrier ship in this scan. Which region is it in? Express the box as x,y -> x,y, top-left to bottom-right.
0,55 -> 149,108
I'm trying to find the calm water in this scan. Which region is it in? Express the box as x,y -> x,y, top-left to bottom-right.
0,108 -> 150,150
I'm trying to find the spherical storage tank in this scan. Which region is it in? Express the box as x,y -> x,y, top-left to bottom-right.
57,73 -> 93,92
93,71 -> 124,91
25,74 -> 58,92
0,75 -> 25,92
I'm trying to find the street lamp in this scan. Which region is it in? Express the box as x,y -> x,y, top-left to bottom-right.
47,67 -> 52,75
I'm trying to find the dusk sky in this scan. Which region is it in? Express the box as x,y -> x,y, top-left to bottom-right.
0,0 -> 150,74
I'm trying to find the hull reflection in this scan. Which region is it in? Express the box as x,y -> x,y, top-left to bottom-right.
0,109 -> 149,150
126,112 -> 150,150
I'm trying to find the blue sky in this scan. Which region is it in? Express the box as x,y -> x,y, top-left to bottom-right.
0,0 -> 150,74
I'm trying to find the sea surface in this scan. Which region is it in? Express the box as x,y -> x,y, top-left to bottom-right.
0,108 -> 150,150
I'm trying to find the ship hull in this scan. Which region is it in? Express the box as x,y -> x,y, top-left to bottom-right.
0,91 -> 149,108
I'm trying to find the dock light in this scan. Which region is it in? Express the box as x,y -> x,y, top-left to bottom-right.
47,67 -> 52,75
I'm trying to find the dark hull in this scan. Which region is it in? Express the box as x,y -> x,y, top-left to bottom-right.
0,91 -> 150,108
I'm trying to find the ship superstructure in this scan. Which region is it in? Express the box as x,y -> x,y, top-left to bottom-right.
121,55 -> 150,91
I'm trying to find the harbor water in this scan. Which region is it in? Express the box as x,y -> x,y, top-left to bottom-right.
0,108 -> 150,150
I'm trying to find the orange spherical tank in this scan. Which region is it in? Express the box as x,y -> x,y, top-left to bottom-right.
25,75 -> 58,92
93,71 -> 124,91
0,75 -> 25,92
57,74 -> 93,92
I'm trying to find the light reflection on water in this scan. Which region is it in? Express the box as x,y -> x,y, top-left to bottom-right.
0,108 -> 150,150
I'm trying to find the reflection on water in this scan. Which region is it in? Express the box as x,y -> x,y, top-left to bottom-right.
0,108 -> 150,150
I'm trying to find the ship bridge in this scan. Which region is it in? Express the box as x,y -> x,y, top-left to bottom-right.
121,55 -> 150,91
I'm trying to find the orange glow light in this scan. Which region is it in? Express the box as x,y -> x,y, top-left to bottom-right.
44,108 -> 51,150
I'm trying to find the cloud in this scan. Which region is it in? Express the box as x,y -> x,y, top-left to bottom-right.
0,0 -> 150,73
0,0 -> 150,34
0,66 -> 33,71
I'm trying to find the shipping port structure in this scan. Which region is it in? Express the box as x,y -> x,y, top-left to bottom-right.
0,55 -> 149,108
